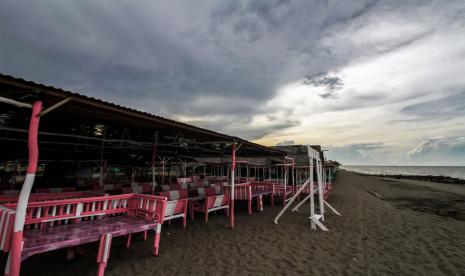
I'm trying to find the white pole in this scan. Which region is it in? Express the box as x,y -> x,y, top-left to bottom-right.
317,160 -> 325,221
274,175 -> 312,224
0,96 -> 32,108
230,141 -> 236,228
309,158 -> 315,229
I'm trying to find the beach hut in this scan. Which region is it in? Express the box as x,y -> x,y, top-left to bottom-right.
0,73 -> 286,275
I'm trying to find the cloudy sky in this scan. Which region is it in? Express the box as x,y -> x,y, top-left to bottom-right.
1,0 -> 465,165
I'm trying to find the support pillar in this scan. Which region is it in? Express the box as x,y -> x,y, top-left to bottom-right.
7,101 -> 42,276
230,141 -> 236,228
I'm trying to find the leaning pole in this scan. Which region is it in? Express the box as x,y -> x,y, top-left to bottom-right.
7,101 -> 42,276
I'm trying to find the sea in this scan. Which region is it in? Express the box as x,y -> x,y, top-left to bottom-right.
342,166 -> 465,180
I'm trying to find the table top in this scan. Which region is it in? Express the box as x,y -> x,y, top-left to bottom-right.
22,216 -> 158,261
251,190 -> 272,197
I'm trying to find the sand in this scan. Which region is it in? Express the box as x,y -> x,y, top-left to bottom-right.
5,171 -> 465,275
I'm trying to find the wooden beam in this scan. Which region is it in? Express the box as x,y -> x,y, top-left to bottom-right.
38,97 -> 73,117
0,96 -> 32,108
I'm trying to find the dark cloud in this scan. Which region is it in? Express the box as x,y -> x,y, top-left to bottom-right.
0,0 -> 464,145
275,140 -> 295,146
245,0 -> 293,31
303,73 -> 344,98
321,0 -> 382,28
193,117 -> 299,141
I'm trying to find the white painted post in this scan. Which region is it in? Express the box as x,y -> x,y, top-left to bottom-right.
230,141 -> 236,228
309,158 -> 315,229
8,101 -> 42,276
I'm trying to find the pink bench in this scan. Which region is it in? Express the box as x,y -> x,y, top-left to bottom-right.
274,185 -> 293,205
224,182 -> 273,214
250,182 -> 275,211
188,181 -> 208,189
262,180 -> 292,206
122,182 -> 153,194
224,183 -> 252,214
237,177 -> 255,183
160,183 -> 188,191
189,187 -> 229,223
158,190 -> 189,227
209,182 -> 223,195
0,194 -> 167,276
176,177 -> 192,184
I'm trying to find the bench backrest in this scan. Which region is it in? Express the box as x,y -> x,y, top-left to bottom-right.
238,177 -> 255,183
209,183 -> 223,195
251,182 -> 275,193
188,181 -> 208,189
0,194 -> 167,242
158,189 -> 188,201
164,199 -> 188,218
122,183 -> 153,194
205,194 -> 229,209
0,206 -> 15,252
176,177 -> 192,184
161,183 -> 188,191
224,183 -> 251,200
196,187 -> 217,197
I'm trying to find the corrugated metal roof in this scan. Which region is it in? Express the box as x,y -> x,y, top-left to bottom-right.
0,73 -> 285,155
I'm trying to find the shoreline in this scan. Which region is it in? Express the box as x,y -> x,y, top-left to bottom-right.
347,170 -> 465,185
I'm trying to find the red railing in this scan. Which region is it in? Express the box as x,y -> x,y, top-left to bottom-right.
251,181 -> 275,194
1,194 -> 166,232
224,183 -> 252,200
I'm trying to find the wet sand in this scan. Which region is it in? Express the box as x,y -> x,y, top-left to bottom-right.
6,170 -> 465,275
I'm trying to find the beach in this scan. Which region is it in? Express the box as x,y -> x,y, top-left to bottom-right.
10,170 -> 465,275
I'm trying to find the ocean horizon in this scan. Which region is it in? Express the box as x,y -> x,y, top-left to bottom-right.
342,165 -> 465,180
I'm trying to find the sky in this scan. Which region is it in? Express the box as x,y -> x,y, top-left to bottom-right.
1,0 -> 465,165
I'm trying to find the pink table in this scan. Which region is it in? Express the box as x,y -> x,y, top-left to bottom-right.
251,190 -> 272,212
23,216 -> 158,260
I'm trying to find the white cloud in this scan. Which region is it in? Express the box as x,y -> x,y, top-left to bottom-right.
253,11 -> 465,166
407,137 -> 465,165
